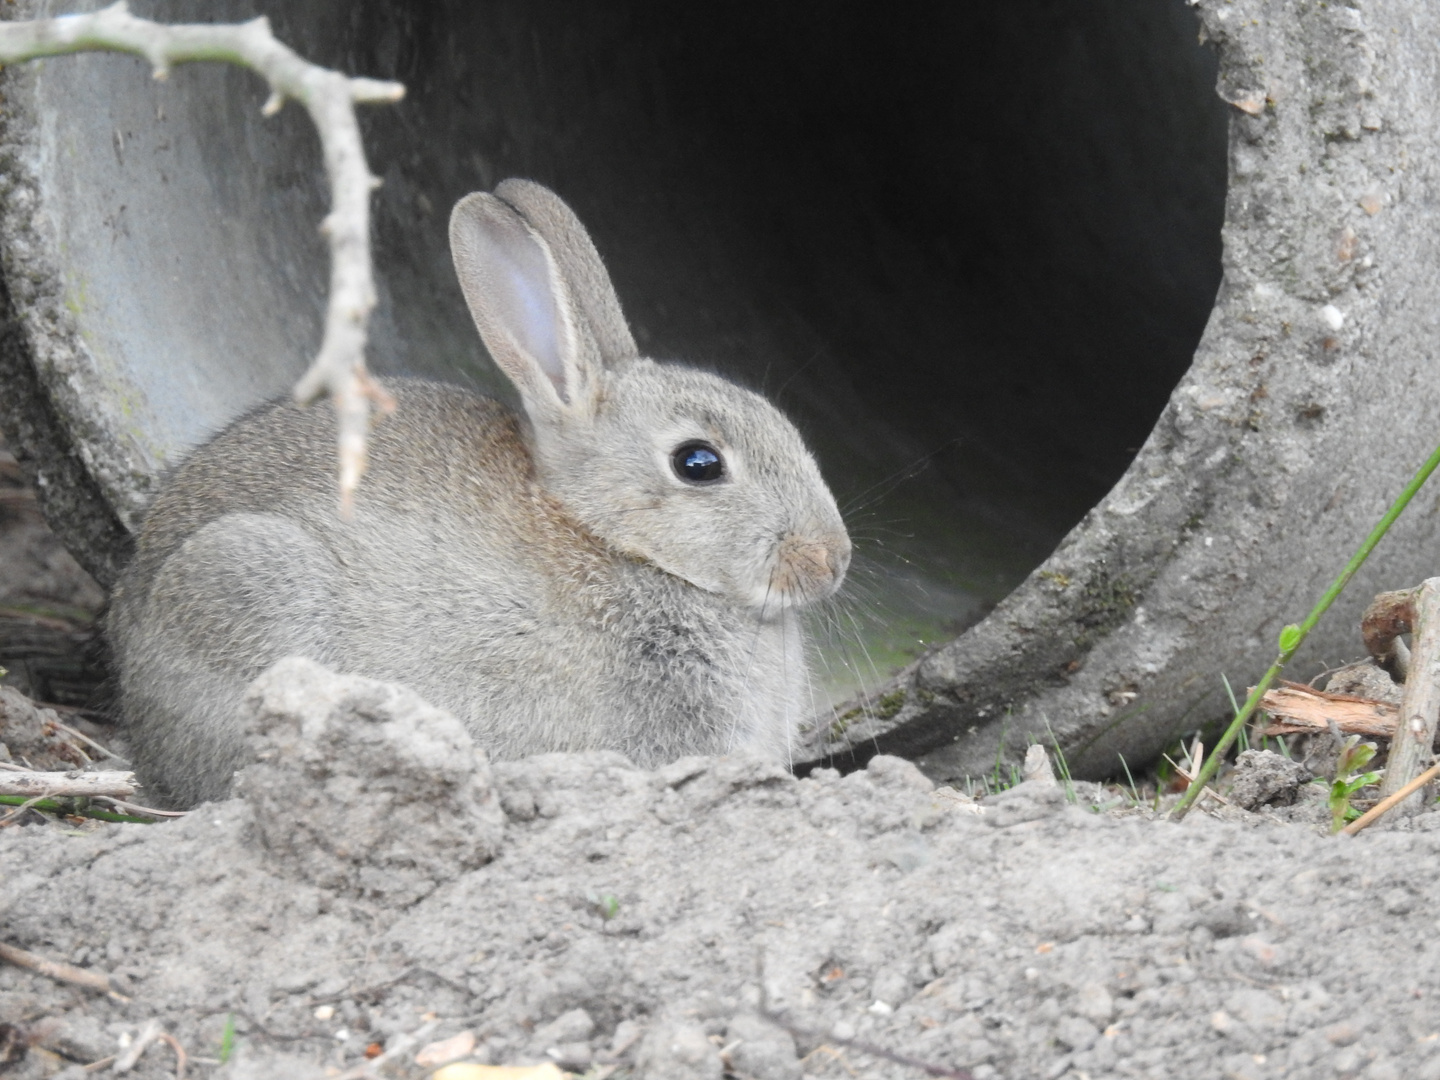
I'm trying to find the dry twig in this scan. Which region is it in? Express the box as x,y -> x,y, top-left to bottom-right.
0,941 -> 117,996
1167,736 -> 1230,806
0,769 -> 136,798
115,1018 -> 186,1077
1374,579 -> 1440,806
157,1031 -> 188,1080
46,715 -> 115,759
0,2 -> 404,509
93,796 -> 187,819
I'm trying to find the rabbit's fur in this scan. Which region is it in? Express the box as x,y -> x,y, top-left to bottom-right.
109,180 -> 851,808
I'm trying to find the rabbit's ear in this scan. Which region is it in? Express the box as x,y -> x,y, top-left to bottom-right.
449,191 -> 601,418
494,179 -> 639,367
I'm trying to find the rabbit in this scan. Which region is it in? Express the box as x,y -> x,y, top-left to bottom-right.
108,179 -> 851,808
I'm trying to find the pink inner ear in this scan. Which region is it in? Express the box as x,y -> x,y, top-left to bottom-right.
492,234 -> 569,402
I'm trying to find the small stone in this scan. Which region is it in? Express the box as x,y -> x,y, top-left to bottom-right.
1056,1015 -> 1098,1052
608,1020 -> 644,1058
39,1014 -> 111,1063
724,1014 -> 801,1080
634,1020 -> 721,1080
1074,982 -> 1114,1024
866,754 -> 935,792
1021,744 -> 1058,786
534,1008 -> 595,1046
546,1041 -> 592,1071
1325,1021 -> 1362,1046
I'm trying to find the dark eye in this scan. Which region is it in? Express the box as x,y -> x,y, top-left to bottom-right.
672,441 -> 725,484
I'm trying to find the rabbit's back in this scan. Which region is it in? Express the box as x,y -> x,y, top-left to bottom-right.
112,380 -> 807,806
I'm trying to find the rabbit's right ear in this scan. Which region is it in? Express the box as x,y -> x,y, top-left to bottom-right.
493,180 -> 639,368
449,192 -> 602,420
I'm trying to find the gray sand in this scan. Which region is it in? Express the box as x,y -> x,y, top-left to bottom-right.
3,658 -> 1438,1080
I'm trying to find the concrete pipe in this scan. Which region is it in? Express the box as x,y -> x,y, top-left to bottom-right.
0,0 -> 1435,782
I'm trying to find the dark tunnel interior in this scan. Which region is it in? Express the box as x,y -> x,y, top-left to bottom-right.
231,0 -> 1232,693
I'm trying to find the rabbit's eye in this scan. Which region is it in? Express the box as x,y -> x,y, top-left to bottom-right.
673,442 -> 725,484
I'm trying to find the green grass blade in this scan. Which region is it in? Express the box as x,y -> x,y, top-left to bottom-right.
1172,438 -> 1440,820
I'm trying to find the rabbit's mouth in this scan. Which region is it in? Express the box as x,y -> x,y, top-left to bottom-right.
750,534 -> 850,615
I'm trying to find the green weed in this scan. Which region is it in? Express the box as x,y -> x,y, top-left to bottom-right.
219,1013 -> 236,1065
1118,753 -> 1142,807
1329,736 -> 1382,833
1043,718 -> 1078,805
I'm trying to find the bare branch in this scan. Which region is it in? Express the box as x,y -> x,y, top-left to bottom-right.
0,769 -> 136,798
1376,578 -> 1440,810
0,940 -> 118,995
0,2 -> 404,510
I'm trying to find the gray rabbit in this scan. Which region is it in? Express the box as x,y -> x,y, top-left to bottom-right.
109,180 -> 851,808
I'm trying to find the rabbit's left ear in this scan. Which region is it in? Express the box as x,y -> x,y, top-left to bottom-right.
449,190 -> 603,420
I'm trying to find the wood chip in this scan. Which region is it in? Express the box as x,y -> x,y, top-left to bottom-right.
1255,682 -> 1398,739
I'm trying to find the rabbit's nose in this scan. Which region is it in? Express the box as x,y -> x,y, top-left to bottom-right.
774,533 -> 849,602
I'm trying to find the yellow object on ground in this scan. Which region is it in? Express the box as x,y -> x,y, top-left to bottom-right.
431,1063 -> 569,1080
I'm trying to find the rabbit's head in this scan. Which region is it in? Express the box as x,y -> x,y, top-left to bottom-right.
450,180 -> 849,618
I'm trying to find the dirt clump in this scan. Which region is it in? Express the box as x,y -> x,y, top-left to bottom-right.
4,659 -> 1440,1079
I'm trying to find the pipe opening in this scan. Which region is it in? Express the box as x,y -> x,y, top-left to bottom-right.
12,0 -> 1229,704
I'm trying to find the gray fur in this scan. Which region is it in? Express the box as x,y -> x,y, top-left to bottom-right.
110,182 -> 851,808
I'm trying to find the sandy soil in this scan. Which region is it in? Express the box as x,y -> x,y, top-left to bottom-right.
3,653 -> 1440,1080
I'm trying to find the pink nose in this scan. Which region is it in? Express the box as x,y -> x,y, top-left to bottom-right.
776,532 -> 850,602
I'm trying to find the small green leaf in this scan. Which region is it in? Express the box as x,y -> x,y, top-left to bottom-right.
1278,624 -> 1303,654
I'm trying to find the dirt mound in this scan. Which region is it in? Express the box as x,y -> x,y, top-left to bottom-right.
4,659 -> 1440,1079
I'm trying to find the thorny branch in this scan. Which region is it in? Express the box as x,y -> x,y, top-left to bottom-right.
0,2 -> 404,511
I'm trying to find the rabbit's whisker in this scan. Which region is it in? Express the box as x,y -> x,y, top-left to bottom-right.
838,438 -> 961,517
